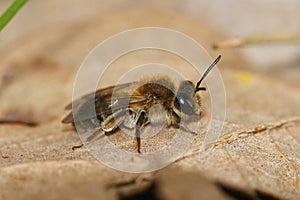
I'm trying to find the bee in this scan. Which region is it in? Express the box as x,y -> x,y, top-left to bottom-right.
62,55 -> 221,153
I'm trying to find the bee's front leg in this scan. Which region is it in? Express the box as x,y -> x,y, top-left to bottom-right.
135,111 -> 146,153
169,109 -> 198,135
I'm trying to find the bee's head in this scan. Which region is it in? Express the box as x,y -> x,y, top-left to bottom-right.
174,55 -> 221,115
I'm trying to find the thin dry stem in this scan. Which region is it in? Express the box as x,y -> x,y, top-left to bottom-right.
213,32 -> 300,49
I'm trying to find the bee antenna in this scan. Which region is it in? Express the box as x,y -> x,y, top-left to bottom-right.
195,55 -> 221,92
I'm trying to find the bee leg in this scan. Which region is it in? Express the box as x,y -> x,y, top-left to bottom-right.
135,111 -> 145,153
72,143 -> 84,150
180,124 -> 198,135
169,109 -> 183,130
169,110 -> 197,135
86,128 -> 105,143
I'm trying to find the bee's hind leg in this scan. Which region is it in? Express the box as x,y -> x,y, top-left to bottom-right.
86,128 -> 106,143
135,111 -> 146,153
71,128 -> 105,150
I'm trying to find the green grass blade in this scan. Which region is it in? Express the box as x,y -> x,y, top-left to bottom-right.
0,0 -> 28,32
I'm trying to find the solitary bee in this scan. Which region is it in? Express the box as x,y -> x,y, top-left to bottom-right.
62,55 -> 221,153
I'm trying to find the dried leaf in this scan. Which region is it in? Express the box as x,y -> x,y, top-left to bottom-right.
0,8 -> 299,199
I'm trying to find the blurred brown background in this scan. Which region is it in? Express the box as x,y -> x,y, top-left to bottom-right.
1,0 -> 299,79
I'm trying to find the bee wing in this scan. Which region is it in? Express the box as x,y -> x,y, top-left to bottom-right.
62,82 -> 148,124
65,82 -> 138,110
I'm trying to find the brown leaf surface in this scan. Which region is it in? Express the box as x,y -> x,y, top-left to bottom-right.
0,8 -> 299,199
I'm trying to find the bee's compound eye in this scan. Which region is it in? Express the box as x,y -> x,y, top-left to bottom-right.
176,95 -> 195,115
175,81 -> 196,115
